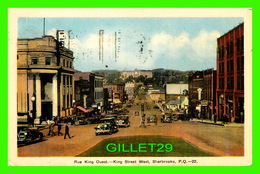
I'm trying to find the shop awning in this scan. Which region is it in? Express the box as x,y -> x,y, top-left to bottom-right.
77,106 -> 94,113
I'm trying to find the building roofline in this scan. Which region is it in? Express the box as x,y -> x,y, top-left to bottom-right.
18,35 -> 56,41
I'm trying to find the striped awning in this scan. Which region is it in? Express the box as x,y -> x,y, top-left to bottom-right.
77,106 -> 94,113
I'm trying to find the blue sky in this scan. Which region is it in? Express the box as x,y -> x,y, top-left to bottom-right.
18,17 -> 244,71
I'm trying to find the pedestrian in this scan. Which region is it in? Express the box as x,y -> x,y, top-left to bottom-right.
214,113 -> 217,123
48,123 -> 56,136
64,124 -> 71,139
223,114 -> 228,124
57,123 -> 63,136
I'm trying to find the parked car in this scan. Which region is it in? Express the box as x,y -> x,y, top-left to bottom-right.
85,115 -> 104,124
161,114 -> 173,123
17,128 -> 44,144
116,115 -> 130,127
94,117 -> 118,135
172,112 -> 188,121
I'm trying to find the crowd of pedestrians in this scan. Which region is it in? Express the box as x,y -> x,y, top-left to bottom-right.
46,117 -> 74,139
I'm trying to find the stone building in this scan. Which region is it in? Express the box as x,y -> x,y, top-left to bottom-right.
120,70 -> 152,79
17,34 -> 75,124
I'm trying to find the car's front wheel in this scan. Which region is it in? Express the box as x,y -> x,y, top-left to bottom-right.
38,132 -> 43,141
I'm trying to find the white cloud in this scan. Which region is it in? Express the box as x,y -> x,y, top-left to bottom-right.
148,30 -> 220,68
47,28 -> 57,38
149,32 -> 190,62
190,30 -> 220,60
48,28 -> 220,71
71,31 -> 155,71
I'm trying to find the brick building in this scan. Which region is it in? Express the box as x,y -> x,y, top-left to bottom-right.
17,34 -> 75,124
103,83 -> 126,104
188,69 -> 216,119
216,22 -> 244,123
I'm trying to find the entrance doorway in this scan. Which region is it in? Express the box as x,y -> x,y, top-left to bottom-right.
41,101 -> 53,121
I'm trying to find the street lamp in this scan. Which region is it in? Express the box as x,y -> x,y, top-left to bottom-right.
30,94 -> 36,126
72,99 -> 76,115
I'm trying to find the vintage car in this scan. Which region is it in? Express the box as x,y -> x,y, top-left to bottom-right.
147,114 -> 158,124
84,115 -> 104,124
17,128 -> 44,144
161,114 -> 173,123
94,117 -> 118,136
116,115 -> 130,127
172,112 -> 187,121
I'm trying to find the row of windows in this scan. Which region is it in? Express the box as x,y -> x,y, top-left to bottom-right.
63,58 -> 73,68
31,57 -> 73,68
63,75 -> 73,86
218,56 -> 244,74
31,57 -> 52,65
218,36 -> 244,58
218,76 -> 244,90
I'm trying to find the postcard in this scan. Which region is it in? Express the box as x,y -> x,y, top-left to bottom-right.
8,8 -> 252,166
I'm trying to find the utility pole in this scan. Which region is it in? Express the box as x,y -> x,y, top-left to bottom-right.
43,18 -> 45,36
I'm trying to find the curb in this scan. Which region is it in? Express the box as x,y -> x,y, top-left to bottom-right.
197,121 -> 224,126
196,121 -> 244,127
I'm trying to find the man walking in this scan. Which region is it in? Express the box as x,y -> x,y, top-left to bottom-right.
48,123 -> 56,136
57,123 -> 63,136
64,124 -> 71,139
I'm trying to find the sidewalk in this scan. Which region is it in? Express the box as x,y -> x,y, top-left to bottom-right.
190,118 -> 244,127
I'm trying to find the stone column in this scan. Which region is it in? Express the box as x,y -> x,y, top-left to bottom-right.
64,74 -> 67,112
52,74 -> 58,117
68,75 -> 71,108
35,74 -> 41,124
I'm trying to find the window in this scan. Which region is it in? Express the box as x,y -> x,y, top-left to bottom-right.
227,60 -> 230,73
226,43 -> 230,55
219,78 -> 224,89
241,36 -> 244,51
237,76 -> 241,90
231,77 -> 234,89
45,57 -> 51,65
236,38 -> 240,52
68,61 -> 70,68
221,46 -> 224,57
31,57 -> 38,65
241,76 -> 244,90
237,57 -> 240,71
241,56 -> 244,71
63,59 -> 66,67
218,48 -> 221,58
230,41 -> 234,55
230,60 -> 234,72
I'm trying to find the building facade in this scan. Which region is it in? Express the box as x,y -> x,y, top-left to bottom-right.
74,72 -> 104,113
165,84 -> 189,110
17,35 -> 75,124
103,83 -> 125,104
124,82 -> 136,101
120,70 -> 153,79
216,22 -> 244,123
188,69 -> 216,119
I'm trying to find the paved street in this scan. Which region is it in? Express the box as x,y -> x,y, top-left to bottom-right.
18,94 -> 244,157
